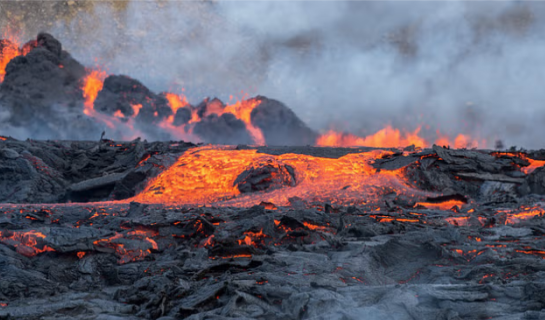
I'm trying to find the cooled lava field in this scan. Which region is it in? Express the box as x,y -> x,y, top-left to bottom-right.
3,33 -> 545,320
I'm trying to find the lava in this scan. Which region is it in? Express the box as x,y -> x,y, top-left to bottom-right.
317,126 -> 484,149
92,231 -> 158,264
164,92 -> 189,124
82,68 -> 107,117
415,200 -> 466,211
317,126 -> 427,148
132,146 -> 435,207
491,152 -> 545,175
435,133 -> 482,149
222,98 -> 265,145
1,31 -> 493,149
445,216 -> 471,226
370,215 -> 422,223
0,30 -> 21,83
163,96 -> 266,145
0,230 -> 55,257
504,206 -> 545,224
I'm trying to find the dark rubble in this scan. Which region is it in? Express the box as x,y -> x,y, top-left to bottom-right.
2,141 -> 545,319
0,136 -> 195,203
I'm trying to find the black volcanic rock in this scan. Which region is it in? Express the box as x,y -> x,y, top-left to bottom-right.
234,161 -> 296,193
193,112 -> 253,145
195,97 -> 225,119
251,96 -> 317,146
0,138 -> 195,203
0,33 -> 86,124
1,33 -> 317,145
173,107 -> 192,126
2,141 -> 545,319
94,75 -> 172,123
36,32 -> 62,57
527,166 -> 545,195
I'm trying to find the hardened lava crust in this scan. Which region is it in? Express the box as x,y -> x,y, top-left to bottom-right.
2,138 -> 545,319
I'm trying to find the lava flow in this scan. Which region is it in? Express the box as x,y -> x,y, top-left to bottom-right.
82,68 -> 107,117
0,230 -> 55,257
317,126 -> 427,149
0,31 -> 21,83
492,151 -> 545,174
317,126 -> 484,149
132,145 -> 432,206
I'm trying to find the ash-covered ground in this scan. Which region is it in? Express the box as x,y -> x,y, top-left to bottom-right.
2,137 -> 545,319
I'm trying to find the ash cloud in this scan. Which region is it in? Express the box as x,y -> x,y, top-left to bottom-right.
2,1 -> 545,148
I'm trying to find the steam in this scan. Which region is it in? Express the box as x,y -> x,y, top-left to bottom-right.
3,1 -> 545,148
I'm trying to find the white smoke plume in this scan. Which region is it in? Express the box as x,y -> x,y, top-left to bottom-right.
3,1 -> 545,148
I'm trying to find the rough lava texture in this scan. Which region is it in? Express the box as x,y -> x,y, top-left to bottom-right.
0,33 -> 318,145
0,137 -> 195,203
251,96 -> 317,146
94,75 -> 172,123
3,33 -> 545,320
1,140 -> 545,319
0,33 -> 86,124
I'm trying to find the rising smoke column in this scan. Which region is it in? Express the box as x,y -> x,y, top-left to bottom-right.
1,1 -> 545,147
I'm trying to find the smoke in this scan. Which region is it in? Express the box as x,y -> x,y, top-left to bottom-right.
2,1 -> 545,148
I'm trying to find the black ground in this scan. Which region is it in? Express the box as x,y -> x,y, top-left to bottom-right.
2,139 -> 545,319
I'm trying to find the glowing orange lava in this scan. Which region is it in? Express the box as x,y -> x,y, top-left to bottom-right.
132,146 -> 437,207
131,103 -> 143,117
222,98 -> 265,145
0,230 -> 55,257
93,232 -> 157,264
317,126 -> 427,148
0,30 -> 21,83
415,200 -> 466,211
504,206 -> 545,224
165,93 -> 189,115
159,95 -> 265,144
491,152 -> 545,175
317,126 -> 484,149
82,68 -> 107,116
435,133 -> 482,149
445,216 -> 471,226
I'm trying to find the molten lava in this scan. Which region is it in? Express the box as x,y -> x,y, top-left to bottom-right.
165,93 -> 189,115
491,152 -> 545,175
93,231 -> 158,264
0,31 -> 494,149
435,133 -> 481,149
504,205 -> 545,224
222,98 -> 265,145
317,126 -> 484,149
415,200 -> 466,211
317,126 -> 427,148
132,146 -> 435,207
162,96 -> 266,145
82,68 -> 107,117
0,230 -> 55,257
0,31 -> 21,83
